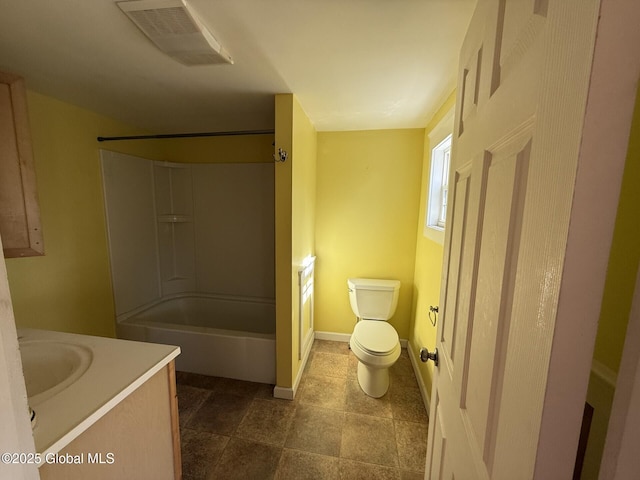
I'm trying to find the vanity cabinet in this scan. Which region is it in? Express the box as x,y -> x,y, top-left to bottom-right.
0,71 -> 44,257
39,362 -> 181,480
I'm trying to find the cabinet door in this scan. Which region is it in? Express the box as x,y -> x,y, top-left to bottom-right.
39,363 -> 181,480
0,72 -> 44,257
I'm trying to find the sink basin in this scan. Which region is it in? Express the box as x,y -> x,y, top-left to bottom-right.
19,340 -> 93,405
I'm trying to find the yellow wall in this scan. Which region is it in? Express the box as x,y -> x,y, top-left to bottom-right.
274,94 -> 293,388
12,82 -> 634,410
291,97 -> 317,380
5,92 -> 162,337
274,94 -> 317,389
147,134 -> 274,164
314,129 -> 424,338
581,83 -> 640,480
592,86 -> 640,373
408,91 -> 457,397
5,91 -> 274,339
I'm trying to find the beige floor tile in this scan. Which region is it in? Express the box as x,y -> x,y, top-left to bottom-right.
389,384 -> 428,424
389,354 -> 413,378
308,352 -> 350,378
390,372 -> 420,389
394,420 -> 428,472
345,376 -> 392,418
399,469 -> 425,480
180,428 -> 228,480
235,398 -> 296,446
275,449 -> 340,480
284,404 -> 344,457
298,374 -> 347,410
303,351 -> 315,373
177,385 -> 210,428
348,354 -> 359,378
211,377 -> 263,397
339,459 -> 401,480
181,347 -> 432,480
312,339 -> 351,356
341,413 -> 398,467
254,382 -> 276,399
209,437 -> 282,480
177,371 -> 220,390
187,392 -> 252,435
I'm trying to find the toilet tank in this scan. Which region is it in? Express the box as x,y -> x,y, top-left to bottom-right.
347,278 -> 401,320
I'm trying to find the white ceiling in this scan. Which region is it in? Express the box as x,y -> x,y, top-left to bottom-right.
0,0 -> 475,134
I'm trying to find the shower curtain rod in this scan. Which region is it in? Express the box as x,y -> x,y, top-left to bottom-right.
96,129 -> 274,142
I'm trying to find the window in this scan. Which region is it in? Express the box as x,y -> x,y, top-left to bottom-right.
426,134 -> 452,232
437,141 -> 451,228
424,108 -> 454,245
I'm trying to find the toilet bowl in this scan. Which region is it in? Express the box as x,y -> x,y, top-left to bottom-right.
350,320 -> 401,398
348,278 -> 401,398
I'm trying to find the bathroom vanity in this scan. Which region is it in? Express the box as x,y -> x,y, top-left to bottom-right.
18,329 -> 181,480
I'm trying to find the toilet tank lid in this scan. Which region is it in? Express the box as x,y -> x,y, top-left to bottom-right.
348,278 -> 401,291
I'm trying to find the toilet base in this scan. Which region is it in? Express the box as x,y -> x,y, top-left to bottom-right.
357,361 -> 390,398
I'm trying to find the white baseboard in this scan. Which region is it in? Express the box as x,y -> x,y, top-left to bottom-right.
408,342 -> 431,416
314,331 -> 351,342
314,330 -> 408,348
273,385 -> 294,400
273,335 -> 315,400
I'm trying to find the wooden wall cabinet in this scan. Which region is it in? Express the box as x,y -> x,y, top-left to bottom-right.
0,71 -> 44,257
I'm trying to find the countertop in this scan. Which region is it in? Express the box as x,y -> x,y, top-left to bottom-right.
17,329 -> 180,457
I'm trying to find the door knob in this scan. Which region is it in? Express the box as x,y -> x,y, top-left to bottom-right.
420,347 -> 439,367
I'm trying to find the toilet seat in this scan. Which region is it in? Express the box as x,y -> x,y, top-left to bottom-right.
352,320 -> 399,356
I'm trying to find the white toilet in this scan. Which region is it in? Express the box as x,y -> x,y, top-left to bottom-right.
348,278 -> 401,398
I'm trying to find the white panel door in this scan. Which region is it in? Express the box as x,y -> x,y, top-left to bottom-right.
425,0 -> 639,478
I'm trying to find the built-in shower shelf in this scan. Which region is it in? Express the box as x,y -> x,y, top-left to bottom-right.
158,214 -> 191,223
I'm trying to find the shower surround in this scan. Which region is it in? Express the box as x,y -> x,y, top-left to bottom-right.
100,150 -> 275,382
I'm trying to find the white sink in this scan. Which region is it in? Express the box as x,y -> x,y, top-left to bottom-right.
19,340 -> 93,406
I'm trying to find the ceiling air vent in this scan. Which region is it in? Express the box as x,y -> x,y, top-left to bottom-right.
117,0 -> 233,66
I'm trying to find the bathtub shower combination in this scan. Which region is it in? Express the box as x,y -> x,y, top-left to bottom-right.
117,293 -> 275,383
101,150 -> 278,384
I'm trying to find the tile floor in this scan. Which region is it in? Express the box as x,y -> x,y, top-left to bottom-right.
177,340 -> 429,480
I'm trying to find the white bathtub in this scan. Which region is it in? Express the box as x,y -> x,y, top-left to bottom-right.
116,294 -> 276,384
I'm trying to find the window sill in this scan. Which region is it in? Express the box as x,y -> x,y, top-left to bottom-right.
424,224 -> 445,245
